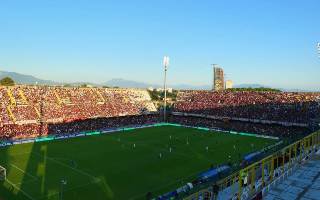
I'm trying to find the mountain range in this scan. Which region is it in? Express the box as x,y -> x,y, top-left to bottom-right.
0,71 -> 58,85
0,70 -> 310,91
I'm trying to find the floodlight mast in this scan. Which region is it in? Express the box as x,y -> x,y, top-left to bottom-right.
317,42 -> 320,58
163,56 -> 169,122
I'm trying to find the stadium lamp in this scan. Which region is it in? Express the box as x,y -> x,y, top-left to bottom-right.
163,56 -> 170,69
317,42 -> 320,57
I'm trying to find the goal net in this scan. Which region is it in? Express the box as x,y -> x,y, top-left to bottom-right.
0,166 -> 6,181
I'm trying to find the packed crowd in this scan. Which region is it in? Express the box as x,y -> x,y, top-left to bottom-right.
174,91 -> 320,124
48,114 -> 160,135
1,86 -> 157,124
0,86 -> 158,139
170,115 -> 311,140
0,115 -> 159,140
1,86 -> 319,140
0,124 -> 43,140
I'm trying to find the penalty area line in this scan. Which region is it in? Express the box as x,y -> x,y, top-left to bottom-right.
31,152 -> 100,182
5,178 -> 35,200
10,163 -> 38,180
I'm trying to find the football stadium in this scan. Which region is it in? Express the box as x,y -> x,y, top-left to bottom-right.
0,86 -> 319,200
1,1 -> 320,200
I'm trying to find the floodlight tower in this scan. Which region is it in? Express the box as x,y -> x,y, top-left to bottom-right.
317,42 -> 320,58
163,56 -> 169,122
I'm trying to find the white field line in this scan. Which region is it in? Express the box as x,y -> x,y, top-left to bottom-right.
6,151 -> 100,200
5,178 -> 35,200
10,163 -> 38,180
31,152 -> 100,182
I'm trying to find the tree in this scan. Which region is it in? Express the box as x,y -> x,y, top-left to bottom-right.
0,77 -> 15,86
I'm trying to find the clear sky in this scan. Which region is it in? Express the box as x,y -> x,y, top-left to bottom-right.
0,0 -> 319,90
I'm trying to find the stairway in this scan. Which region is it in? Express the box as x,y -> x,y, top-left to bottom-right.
6,105 -> 16,123
6,88 -> 16,106
18,89 -> 29,105
54,91 -> 62,105
34,107 -> 41,118
96,89 -> 105,103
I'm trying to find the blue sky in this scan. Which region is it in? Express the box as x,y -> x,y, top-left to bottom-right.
0,0 -> 319,90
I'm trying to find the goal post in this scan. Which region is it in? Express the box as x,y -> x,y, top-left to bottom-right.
0,166 -> 6,181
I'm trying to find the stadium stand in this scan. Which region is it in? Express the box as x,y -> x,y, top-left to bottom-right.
171,91 -> 320,141
2,87 -> 320,141
174,91 -> 320,124
170,115 -> 311,140
0,86 -> 157,139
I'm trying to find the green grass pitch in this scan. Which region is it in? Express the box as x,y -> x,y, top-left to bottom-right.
0,125 -> 277,200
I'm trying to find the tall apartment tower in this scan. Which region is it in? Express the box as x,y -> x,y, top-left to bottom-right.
212,65 -> 224,91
